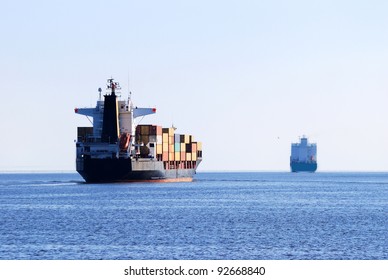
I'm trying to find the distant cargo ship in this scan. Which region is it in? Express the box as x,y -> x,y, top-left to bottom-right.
75,78 -> 202,183
290,136 -> 317,172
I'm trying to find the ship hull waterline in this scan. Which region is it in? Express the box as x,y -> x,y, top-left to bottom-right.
76,157 -> 200,183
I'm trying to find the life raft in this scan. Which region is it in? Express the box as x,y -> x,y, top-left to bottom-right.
119,133 -> 130,151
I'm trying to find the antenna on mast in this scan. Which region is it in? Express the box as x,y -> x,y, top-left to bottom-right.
127,72 -> 132,101
98,87 -> 102,101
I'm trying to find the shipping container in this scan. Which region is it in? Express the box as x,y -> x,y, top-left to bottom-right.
192,142 -> 197,153
174,134 -> 181,143
175,152 -> 181,161
169,136 -> 174,144
197,142 -> 202,151
169,144 -> 174,152
156,144 -> 163,155
156,135 -> 162,144
186,153 -> 192,161
141,125 -> 150,135
163,127 -> 175,136
162,133 -> 169,143
139,135 -> 149,144
180,143 -> 186,152
174,143 -> 181,152
162,152 -> 169,161
163,143 -> 169,152
180,152 -> 186,161
169,152 -> 175,161
149,125 -> 157,135
192,152 -> 197,161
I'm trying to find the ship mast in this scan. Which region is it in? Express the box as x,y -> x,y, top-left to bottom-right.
107,78 -> 121,96
101,78 -> 120,144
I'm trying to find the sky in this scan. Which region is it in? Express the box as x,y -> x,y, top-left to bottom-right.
1,0 -> 388,172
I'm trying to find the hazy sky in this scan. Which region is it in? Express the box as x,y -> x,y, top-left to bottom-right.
1,0 -> 388,171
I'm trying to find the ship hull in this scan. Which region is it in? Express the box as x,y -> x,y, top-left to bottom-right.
76,157 -> 199,183
290,162 -> 317,173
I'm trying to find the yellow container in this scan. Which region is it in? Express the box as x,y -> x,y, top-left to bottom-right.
162,133 -> 169,143
163,143 -> 169,152
197,142 -> 202,151
180,143 -> 186,152
192,152 -> 197,161
186,153 -> 192,161
169,152 -> 175,161
157,144 -> 163,155
175,152 -> 181,161
168,127 -> 174,136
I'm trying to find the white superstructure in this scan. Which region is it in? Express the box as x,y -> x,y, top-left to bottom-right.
75,79 -> 156,160
290,136 -> 317,163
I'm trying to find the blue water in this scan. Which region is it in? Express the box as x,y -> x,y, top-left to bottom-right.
0,172 -> 386,260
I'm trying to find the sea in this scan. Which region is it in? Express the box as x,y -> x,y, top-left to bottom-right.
0,172 -> 386,260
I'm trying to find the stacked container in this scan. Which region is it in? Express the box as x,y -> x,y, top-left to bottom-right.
162,127 -> 175,161
136,125 -> 202,168
135,125 -> 162,158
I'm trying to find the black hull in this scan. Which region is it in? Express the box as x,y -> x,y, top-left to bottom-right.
76,157 -> 196,183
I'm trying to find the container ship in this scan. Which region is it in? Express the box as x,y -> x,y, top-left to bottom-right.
290,136 -> 317,172
75,78 -> 202,183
